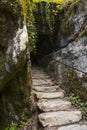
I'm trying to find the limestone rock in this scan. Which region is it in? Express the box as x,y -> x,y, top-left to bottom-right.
32,74 -> 49,79
38,111 -> 82,127
33,79 -> 52,86
58,124 -> 87,130
33,86 -> 59,92
42,124 -> 87,130
34,91 -> 64,99
37,99 -> 71,112
0,1 -> 33,129
38,0 -> 87,100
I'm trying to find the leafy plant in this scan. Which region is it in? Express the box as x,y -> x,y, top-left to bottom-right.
4,123 -> 18,130
26,0 -> 68,53
68,93 -> 87,120
4,120 -> 26,130
27,3 -> 38,53
33,0 -> 67,4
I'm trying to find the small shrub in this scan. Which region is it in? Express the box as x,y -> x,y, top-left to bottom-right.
4,120 -> 26,130
68,93 -> 87,120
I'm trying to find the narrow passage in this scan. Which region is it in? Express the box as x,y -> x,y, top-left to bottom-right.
32,66 -> 87,130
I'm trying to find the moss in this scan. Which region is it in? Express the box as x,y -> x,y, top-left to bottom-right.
67,69 -> 87,101
68,0 -> 84,12
0,50 -> 32,129
0,1 -> 19,16
75,25 -> 87,42
0,1 -> 32,129
0,0 -> 28,21
61,17 -> 75,36
5,63 -> 31,118
60,0 -> 84,36
17,0 -> 28,20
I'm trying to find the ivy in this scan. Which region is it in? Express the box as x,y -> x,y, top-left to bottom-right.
26,0 -> 67,53
27,2 -> 38,53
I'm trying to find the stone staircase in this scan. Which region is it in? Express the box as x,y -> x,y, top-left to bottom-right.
32,66 -> 87,130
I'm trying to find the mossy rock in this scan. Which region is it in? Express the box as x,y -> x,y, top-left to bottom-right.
0,0 -> 28,20
67,69 -> 87,101
0,54 -> 32,130
60,0 -> 84,36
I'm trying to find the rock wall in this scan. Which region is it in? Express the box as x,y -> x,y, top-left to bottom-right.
0,1 -> 33,129
39,0 -> 87,100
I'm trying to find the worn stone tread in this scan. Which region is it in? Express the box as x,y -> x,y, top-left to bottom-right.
41,124 -> 87,130
33,79 -> 52,86
32,71 -> 47,74
33,86 -> 60,92
32,75 -> 50,79
58,124 -> 87,130
32,67 -> 84,130
37,99 -> 71,112
38,111 -> 82,127
34,91 -> 64,99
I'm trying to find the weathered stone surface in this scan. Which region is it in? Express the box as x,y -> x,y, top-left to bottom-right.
38,111 -> 82,127
32,70 -> 46,74
0,0 -> 29,90
41,124 -> 87,130
34,91 -> 64,99
32,74 -> 49,79
32,68 -> 49,79
0,1 -> 33,129
33,79 -> 52,86
32,67 -> 85,130
33,86 -> 59,92
37,99 -> 71,112
58,124 -> 87,130
38,0 -> 87,100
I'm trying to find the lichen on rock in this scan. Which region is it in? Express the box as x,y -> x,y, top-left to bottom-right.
38,0 -> 87,101
0,0 -> 33,129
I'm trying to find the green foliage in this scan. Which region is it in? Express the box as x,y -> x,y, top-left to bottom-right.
33,0 -> 67,3
39,2 -> 61,35
45,3 -> 52,32
68,94 -> 87,120
4,121 -> 26,130
27,3 -> 38,53
26,0 -> 67,53
45,3 -> 55,34
17,0 -> 28,19
67,69 -> 87,101
4,123 -> 17,130
40,2 -> 54,34
56,4 -> 63,10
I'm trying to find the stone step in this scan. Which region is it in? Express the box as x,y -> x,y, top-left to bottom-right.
37,99 -> 71,112
32,72 -> 48,75
41,124 -> 87,130
32,72 -> 50,79
33,84 -> 57,88
33,79 -> 52,86
38,111 -> 82,127
33,79 -> 52,83
58,124 -> 87,130
34,91 -> 64,99
32,71 -> 46,74
33,86 -> 60,92
32,75 -> 50,79
32,69 -> 43,71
